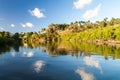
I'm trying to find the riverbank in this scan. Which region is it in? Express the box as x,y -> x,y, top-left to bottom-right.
86,39 -> 120,48
63,39 -> 120,48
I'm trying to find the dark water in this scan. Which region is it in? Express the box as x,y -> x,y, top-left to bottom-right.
0,42 -> 120,80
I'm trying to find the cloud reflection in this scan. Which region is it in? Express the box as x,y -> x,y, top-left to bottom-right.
11,52 -> 16,57
76,68 -> 95,80
22,51 -> 34,57
84,57 -> 102,73
33,60 -> 45,73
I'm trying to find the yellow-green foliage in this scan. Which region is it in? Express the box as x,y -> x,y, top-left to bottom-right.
61,25 -> 120,41
36,41 -> 120,59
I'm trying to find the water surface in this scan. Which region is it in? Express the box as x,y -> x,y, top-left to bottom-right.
0,42 -> 120,80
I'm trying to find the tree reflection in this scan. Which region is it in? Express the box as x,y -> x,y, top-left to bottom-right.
40,41 -> 120,59
0,44 -> 22,54
1,41 -> 120,60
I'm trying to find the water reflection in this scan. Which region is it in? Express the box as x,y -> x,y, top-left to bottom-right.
22,41 -> 120,60
0,42 -> 120,80
0,41 -> 120,60
11,51 -> 16,57
22,51 -> 34,57
33,60 -> 45,73
23,43 -> 28,48
84,57 -> 103,73
76,68 -> 95,80
0,43 -> 21,54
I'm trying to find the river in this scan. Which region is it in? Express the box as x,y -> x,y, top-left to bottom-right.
0,42 -> 120,80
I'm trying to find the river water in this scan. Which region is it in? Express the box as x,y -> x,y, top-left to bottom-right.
0,42 -> 120,80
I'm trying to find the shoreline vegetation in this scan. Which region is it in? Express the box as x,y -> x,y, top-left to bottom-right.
1,17 -> 120,59
1,39 -> 120,60
1,18 -> 120,47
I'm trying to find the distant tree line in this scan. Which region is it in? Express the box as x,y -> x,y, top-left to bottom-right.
0,31 -> 21,45
40,17 -> 120,42
1,17 -> 120,45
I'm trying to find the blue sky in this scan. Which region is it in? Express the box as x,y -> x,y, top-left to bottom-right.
0,0 -> 120,33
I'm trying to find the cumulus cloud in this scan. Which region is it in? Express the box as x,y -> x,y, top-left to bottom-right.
21,23 -> 26,28
29,8 -> 45,18
22,51 -> 34,57
10,24 -> 15,27
74,0 -> 92,9
82,4 -> 101,19
33,60 -> 45,73
25,23 -> 33,27
76,68 -> 95,80
21,22 -> 34,28
84,56 -> 102,73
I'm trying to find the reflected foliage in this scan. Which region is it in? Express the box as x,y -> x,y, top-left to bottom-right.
23,41 -> 120,60
0,31 -> 22,55
1,39 -> 120,60
0,43 -> 22,54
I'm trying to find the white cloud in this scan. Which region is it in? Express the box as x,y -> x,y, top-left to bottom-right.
76,68 -> 95,80
22,51 -> 34,57
74,0 -> 92,9
82,4 -> 101,19
26,22 -> 33,27
84,56 -> 103,73
0,26 -> 4,31
10,24 -> 15,27
21,22 -> 34,28
33,60 -> 45,73
29,8 -> 45,18
21,23 -> 26,28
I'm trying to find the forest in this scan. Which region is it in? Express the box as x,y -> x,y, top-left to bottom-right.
1,17 -> 120,46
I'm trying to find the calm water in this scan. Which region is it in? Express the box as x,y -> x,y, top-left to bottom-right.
0,42 -> 120,80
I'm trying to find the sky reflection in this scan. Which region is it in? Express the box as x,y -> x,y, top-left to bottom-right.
33,60 -> 45,73
11,51 -> 16,57
22,51 -> 34,57
84,56 -> 103,73
76,68 -> 95,80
